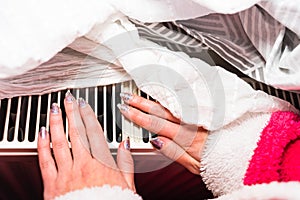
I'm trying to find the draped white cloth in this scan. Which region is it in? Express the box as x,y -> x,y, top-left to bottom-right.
0,0 -> 298,130
0,0 -> 261,78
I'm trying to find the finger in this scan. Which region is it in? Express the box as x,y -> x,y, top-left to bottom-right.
50,103 -> 72,171
120,93 -> 180,123
117,138 -> 136,192
150,136 -> 200,175
37,127 -> 57,189
78,98 -> 116,168
64,92 -> 91,160
118,103 -> 177,138
118,104 -> 197,147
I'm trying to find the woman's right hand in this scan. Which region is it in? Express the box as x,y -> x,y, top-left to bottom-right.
118,93 -> 208,175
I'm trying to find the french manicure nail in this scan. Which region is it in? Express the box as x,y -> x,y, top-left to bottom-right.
51,103 -> 59,114
65,90 -> 75,103
150,138 -> 164,150
120,92 -> 133,102
78,97 -> 86,108
39,127 -> 47,139
124,136 -> 130,150
117,103 -> 129,112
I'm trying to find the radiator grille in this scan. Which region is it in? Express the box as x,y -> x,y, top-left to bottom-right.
0,81 -> 153,155
243,78 -> 300,110
1,79 -> 299,155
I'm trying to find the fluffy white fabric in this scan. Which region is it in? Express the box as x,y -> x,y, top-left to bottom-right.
200,112 -> 271,196
111,0 -> 259,22
0,0 -> 262,78
0,1 -> 298,130
54,185 -> 142,200
0,0 -> 116,78
216,181 -> 300,200
191,0 -> 259,14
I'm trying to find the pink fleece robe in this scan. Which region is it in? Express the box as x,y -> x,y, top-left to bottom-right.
244,111 -> 300,185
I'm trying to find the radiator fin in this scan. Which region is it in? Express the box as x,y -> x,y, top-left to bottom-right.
0,81 -> 152,155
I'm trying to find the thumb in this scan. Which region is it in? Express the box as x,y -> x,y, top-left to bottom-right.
117,137 -> 136,192
151,136 -> 200,175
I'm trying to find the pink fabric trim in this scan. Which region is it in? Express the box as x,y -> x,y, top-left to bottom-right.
281,139 -> 300,181
244,111 -> 300,186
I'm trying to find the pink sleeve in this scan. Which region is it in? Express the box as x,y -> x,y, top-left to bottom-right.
200,111 -> 300,197
244,111 -> 300,185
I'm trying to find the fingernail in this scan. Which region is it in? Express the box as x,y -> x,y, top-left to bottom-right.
150,138 -> 164,150
51,103 -> 59,114
65,90 -> 75,103
39,127 -> 47,139
124,136 -> 130,150
78,97 -> 86,108
120,92 -> 133,102
117,103 -> 129,112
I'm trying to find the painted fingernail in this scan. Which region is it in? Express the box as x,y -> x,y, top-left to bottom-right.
120,92 -> 133,102
124,136 -> 130,150
39,127 -> 47,139
117,103 -> 129,112
51,103 -> 59,114
78,97 -> 86,108
65,90 -> 75,103
150,138 -> 164,150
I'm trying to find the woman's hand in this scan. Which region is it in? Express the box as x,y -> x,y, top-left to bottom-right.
38,91 -> 135,200
118,93 -> 208,175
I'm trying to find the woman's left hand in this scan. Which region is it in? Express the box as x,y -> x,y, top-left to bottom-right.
38,92 -> 135,200
118,93 -> 208,175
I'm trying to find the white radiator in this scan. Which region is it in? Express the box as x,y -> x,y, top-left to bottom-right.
0,81 -> 154,155
1,78 -> 299,156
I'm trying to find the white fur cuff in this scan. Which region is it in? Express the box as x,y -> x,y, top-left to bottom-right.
54,185 -> 142,200
215,181 -> 300,200
200,112 -> 271,196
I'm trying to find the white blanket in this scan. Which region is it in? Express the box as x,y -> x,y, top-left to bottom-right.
0,0 -> 298,130
0,0 -> 261,78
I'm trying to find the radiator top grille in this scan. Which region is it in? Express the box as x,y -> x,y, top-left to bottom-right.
0,79 -> 299,155
0,81 -> 153,155
243,78 -> 300,110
